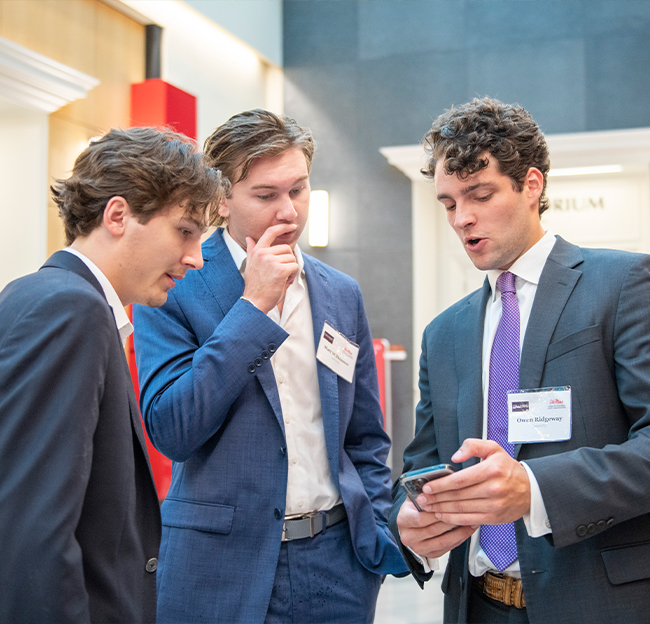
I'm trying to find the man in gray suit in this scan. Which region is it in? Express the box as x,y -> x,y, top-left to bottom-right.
390,97 -> 650,623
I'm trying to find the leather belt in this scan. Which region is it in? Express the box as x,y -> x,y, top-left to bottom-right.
282,504 -> 346,542
474,571 -> 526,609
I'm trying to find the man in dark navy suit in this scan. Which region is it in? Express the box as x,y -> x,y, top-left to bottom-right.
0,127 -> 221,623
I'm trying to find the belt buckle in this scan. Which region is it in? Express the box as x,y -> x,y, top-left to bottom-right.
308,510 -> 320,537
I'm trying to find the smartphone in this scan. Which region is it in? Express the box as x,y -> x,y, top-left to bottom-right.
399,464 -> 455,511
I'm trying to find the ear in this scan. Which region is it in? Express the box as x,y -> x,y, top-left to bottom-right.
217,197 -> 230,220
525,167 -> 544,207
103,196 -> 131,237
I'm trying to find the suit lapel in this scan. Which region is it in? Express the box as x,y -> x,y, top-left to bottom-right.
515,236 -> 583,457
198,229 -> 246,316
42,251 -> 158,482
303,255 -> 340,474
455,279 -> 490,467
199,229 -> 285,428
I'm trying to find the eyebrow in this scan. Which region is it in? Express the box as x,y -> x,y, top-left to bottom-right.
181,215 -> 209,234
436,181 -> 495,201
250,174 -> 309,190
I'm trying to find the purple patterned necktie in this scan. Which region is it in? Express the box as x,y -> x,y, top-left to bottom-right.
480,271 -> 519,571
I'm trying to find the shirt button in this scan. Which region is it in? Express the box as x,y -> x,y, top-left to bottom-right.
291,458 -> 297,464
298,501 -> 303,508
278,375 -> 285,384
274,508 -> 283,520
145,558 -> 158,573
284,418 -> 290,424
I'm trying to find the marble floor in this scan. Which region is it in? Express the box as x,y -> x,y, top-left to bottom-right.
374,555 -> 447,624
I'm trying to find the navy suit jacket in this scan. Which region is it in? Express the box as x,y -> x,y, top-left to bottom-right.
389,237 -> 650,623
0,251 -> 161,623
134,228 -> 407,623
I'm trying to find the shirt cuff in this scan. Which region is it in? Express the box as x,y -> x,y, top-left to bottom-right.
404,545 -> 440,573
521,461 -> 552,537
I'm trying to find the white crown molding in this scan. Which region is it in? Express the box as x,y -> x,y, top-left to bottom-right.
379,144 -> 427,182
0,36 -> 100,113
381,127 -> 650,181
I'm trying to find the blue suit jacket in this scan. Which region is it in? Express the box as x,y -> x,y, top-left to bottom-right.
134,228 -> 407,623
389,237 -> 650,624
0,251 -> 160,623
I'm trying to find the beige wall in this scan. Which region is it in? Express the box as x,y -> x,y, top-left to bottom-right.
0,0 -> 144,254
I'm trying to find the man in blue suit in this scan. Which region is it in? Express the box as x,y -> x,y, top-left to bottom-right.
134,109 -> 407,624
390,98 -> 650,623
0,127 -> 221,623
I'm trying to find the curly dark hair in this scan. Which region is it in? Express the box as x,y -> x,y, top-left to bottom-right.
203,109 -> 315,227
422,97 -> 550,215
52,126 -> 224,245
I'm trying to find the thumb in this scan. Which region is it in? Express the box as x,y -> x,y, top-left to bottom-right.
451,438 -> 500,463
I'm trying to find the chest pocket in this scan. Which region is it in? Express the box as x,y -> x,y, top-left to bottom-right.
547,325 -> 601,362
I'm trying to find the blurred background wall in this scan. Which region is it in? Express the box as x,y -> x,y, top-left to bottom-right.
281,0 -> 650,472
2,0 -> 650,475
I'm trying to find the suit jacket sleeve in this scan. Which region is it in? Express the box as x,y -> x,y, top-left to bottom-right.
0,289 -> 114,623
526,253 -> 650,549
134,291 -> 288,462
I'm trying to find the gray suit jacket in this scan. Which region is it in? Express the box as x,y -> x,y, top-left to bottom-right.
389,237 -> 650,623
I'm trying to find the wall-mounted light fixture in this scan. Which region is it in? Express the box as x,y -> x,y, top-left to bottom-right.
309,190 -> 329,247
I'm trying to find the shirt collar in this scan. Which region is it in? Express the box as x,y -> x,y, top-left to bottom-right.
63,247 -> 133,346
487,230 -> 556,302
222,226 -> 305,276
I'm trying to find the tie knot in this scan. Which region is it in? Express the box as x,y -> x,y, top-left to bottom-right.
497,271 -> 516,295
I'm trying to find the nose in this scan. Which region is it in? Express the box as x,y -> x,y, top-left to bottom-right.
452,200 -> 476,230
276,194 -> 298,222
183,239 -> 204,271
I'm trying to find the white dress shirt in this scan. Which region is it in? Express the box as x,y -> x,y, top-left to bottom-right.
222,229 -> 341,516
414,230 -> 556,575
63,248 -> 133,347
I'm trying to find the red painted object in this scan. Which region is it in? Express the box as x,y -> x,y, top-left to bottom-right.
127,79 -> 198,501
131,78 -> 197,139
373,339 -> 387,428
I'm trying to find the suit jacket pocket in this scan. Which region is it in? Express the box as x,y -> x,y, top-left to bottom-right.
601,540 -> 650,585
162,497 -> 235,535
547,325 -> 601,362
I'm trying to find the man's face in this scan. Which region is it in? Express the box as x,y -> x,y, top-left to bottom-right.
435,155 -> 544,271
119,202 -> 206,307
219,147 -> 310,250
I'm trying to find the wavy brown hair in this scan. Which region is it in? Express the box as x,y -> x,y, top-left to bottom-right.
203,109 -> 315,227
52,126 -> 223,245
422,97 -> 550,215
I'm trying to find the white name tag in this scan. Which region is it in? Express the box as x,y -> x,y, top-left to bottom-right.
508,386 -> 572,443
316,321 -> 359,383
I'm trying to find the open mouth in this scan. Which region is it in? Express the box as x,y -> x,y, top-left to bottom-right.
467,237 -> 483,248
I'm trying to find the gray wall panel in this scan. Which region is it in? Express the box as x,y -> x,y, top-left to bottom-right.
284,0 -> 650,476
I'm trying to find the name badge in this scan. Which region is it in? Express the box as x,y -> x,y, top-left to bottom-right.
507,386 -> 571,443
316,321 -> 359,383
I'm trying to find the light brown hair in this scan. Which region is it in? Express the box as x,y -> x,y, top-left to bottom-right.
203,109 -> 315,227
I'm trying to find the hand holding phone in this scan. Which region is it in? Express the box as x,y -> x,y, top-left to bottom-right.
399,464 -> 455,511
